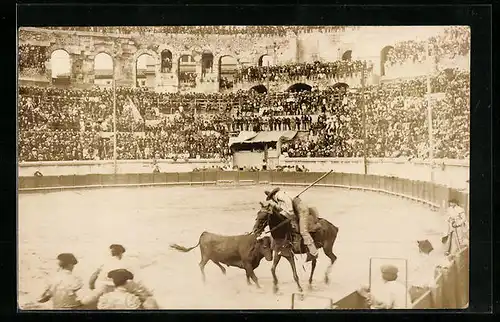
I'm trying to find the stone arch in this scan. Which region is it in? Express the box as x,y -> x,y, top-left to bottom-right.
215,53 -> 240,70
135,53 -> 157,89
258,54 -> 274,67
380,45 -> 394,77
218,55 -> 238,90
201,50 -> 214,75
160,48 -> 173,73
46,45 -> 71,61
177,53 -> 197,87
49,49 -> 72,83
131,48 -> 160,88
287,83 -> 312,92
250,84 -> 268,94
93,52 -> 115,86
342,50 -> 352,61
89,49 -> 115,61
331,82 -> 349,89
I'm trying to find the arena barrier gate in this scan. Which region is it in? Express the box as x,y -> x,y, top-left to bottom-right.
18,171 -> 469,309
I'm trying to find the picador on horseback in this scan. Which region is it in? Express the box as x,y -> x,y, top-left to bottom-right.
264,187 -> 321,262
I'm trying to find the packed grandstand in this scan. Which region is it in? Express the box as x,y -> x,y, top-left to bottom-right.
18,26 -> 470,164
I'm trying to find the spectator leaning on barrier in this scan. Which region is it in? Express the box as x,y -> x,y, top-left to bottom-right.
441,199 -> 469,255
357,265 -> 412,309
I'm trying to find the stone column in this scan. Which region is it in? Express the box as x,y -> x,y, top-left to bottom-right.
195,58 -> 203,87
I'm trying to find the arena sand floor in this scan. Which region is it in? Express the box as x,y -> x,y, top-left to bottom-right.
18,185 -> 447,309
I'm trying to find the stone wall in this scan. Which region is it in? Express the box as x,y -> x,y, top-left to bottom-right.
18,26 -> 466,92
18,28 -> 300,92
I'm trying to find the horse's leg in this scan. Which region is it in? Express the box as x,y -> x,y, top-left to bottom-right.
308,258 -> 317,290
322,240 -> 338,285
285,255 -> 303,293
212,261 -> 226,275
246,275 -> 252,285
271,251 -> 282,294
199,256 -> 210,283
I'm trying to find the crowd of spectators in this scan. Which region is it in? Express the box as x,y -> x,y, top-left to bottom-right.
234,61 -> 368,83
42,26 -> 351,36
18,65 -> 469,162
19,112 -> 230,161
385,26 -> 470,66
18,44 -> 47,74
178,72 -> 197,86
219,77 -> 234,90
282,69 -> 469,159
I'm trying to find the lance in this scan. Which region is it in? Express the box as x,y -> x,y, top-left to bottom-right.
294,170 -> 334,198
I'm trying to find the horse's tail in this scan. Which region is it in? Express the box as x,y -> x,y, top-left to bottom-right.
170,240 -> 200,253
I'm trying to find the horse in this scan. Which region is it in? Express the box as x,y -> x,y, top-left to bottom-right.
251,202 -> 339,294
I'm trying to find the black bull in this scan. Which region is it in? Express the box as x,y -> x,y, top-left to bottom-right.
170,232 -> 273,288
252,203 -> 339,294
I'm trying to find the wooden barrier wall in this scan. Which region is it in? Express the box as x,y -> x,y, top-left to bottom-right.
19,157 -> 469,190
18,171 -> 469,309
18,171 -> 469,220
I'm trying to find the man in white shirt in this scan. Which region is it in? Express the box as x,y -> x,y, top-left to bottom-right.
89,244 -> 134,293
85,244 -> 157,309
38,253 -> 85,310
97,269 -> 141,310
358,264 -> 412,309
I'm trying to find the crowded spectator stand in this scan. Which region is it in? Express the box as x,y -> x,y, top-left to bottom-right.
40,26 -> 353,36
385,26 -> 470,67
19,65 -> 469,163
19,22 -> 470,164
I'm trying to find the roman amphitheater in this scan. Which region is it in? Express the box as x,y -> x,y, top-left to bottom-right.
18,26 -> 469,310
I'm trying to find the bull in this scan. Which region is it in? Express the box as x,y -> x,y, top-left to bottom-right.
170,232 -> 272,288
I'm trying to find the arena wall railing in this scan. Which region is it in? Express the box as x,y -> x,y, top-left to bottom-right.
18,157 -> 469,190
17,169 -> 469,310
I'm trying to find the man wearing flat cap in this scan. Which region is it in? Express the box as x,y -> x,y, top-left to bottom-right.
38,253 -> 85,309
97,269 -> 141,310
264,187 -> 319,261
357,264 -> 411,309
88,244 -> 158,309
89,244 -> 132,293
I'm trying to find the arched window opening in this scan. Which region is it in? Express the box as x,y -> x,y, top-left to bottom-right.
342,50 -> 352,61
380,46 -> 394,77
178,55 -> 197,88
258,54 -> 274,67
50,49 -> 71,85
287,83 -> 312,92
201,51 -> 214,76
161,50 -> 173,73
136,54 -> 156,88
94,52 -> 114,87
219,55 -> 238,90
249,84 -> 267,94
331,82 -> 349,90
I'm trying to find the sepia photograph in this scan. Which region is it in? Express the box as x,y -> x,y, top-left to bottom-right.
17,25 -> 470,310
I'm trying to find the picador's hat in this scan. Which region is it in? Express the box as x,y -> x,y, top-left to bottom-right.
265,187 -> 280,201
110,244 -> 126,254
57,253 -> 78,266
107,269 -> 134,286
417,240 -> 434,254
